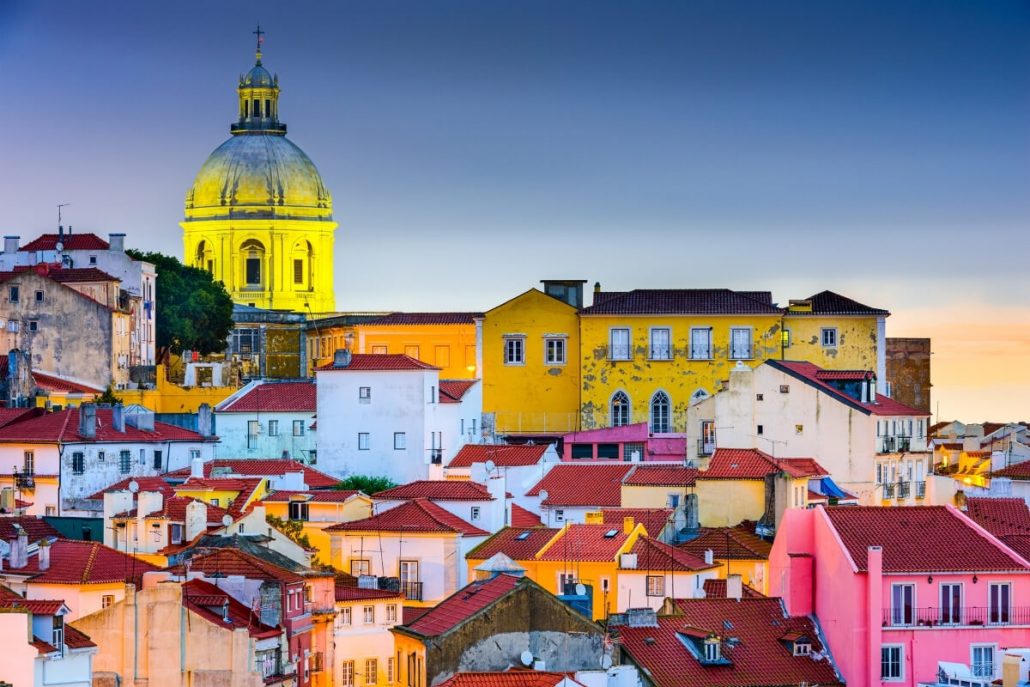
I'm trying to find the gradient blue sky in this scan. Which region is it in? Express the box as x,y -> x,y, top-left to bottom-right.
1,1 -> 1028,420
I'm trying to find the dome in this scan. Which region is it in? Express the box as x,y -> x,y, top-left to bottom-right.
243,63 -> 274,88
184,134 -> 332,219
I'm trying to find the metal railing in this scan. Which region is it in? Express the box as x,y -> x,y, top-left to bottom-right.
898,481 -> 911,499
883,606 -> 1030,627
728,345 -> 756,361
916,481 -> 926,499
880,436 -> 912,454
697,439 -> 715,457
14,470 -> 34,490
400,581 -> 423,601
882,483 -> 895,499
429,449 -> 443,465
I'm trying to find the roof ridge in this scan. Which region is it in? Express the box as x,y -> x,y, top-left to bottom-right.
81,542 -> 101,584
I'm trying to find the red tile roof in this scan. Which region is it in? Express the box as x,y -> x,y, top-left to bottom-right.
616,598 -> 843,687
316,354 -> 439,372
1000,535 -> 1030,562
448,444 -> 551,468
626,537 -> 715,572
335,577 -> 404,602
171,547 -> 305,583
789,290 -> 889,316
700,449 -> 827,480
0,408 -> 209,444
10,540 -> 161,584
436,672 -> 578,687
582,289 -> 782,315
992,461 -> 1030,480
466,527 -> 560,561
0,407 -> 44,429
769,360 -> 927,417
0,586 -> 68,615
510,504 -> 543,528
183,578 -> 281,638
527,464 -> 634,507
624,465 -> 698,487
399,574 -> 521,636
166,459 -> 339,489
600,508 -> 673,539
823,506 -> 1029,572
218,381 -> 316,413
0,517 -> 61,542
700,579 -> 764,599
32,638 -> 60,655
63,624 -> 97,649
261,490 -> 362,503
965,498 -> 1030,538
439,380 -> 479,404
14,265 -> 119,283
86,476 -> 176,501
363,312 -> 482,326
537,524 -> 634,562
33,372 -> 104,394
20,233 -> 110,252
374,480 -> 493,501
325,499 -> 488,536
680,527 -> 772,561
113,496 -> 230,523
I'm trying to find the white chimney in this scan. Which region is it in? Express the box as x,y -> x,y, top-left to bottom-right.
79,403 -> 97,440
3,236 -> 19,254
190,456 -> 206,479
112,404 -> 126,432
136,491 -> 164,519
704,549 -> 714,565
38,539 -> 51,571
726,574 -> 743,601
185,500 -> 208,542
108,233 -> 125,252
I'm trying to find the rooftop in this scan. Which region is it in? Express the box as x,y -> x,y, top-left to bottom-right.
787,290 -> 889,316
537,524 -> 635,562
992,461 -> 1030,480
166,459 -> 339,489
20,233 -> 110,252
581,289 -> 782,316
435,672 -> 582,687
170,547 -> 306,583
112,496 -> 230,523
768,360 -> 928,417
183,578 -> 281,639
374,480 -> 493,501
527,463 -> 634,507
326,499 -> 488,536
217,380 -> 316,413
261,490 -> 362,503
440,379 -> 479,403
701,579 -> 764,599
467,527 -> 561,562
0,408 -> 210,444
0,516 -> 61,543
624,465 -> 698,487
7,540 -> 161,584
599,508 -> 673,539
626,537 -> 715,572
398,573 -> 521,637
334,576 -> 404,602
448,443 -> 552,468
316,353 -> 439,372
965,498 -> 1030,538
510,504 -> 543,528
361,312 -> 482,326
86,475 -> 176,501
700,449 -> 827,480
680,527 -> 773,561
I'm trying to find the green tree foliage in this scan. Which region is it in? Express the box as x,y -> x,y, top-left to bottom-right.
127,250 -> 234,356
96,385 -> 120,405
334,475 -> 397,495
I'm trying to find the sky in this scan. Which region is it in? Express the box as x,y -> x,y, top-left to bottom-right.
1,1 -> 1028,421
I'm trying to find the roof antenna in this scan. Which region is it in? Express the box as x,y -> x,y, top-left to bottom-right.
57,203 -> 70,238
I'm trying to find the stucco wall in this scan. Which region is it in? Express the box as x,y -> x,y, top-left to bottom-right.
215,410 -> 317,462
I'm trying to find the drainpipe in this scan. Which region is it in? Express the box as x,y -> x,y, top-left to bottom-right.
867,546 -> 883,687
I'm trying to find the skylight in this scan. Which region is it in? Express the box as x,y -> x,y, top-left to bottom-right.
516,531 -> 531,540
604,528 -> 619,538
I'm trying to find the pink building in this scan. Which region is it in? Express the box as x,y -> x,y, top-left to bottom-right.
562,423 -> 685,462
770,505 -> 1030,687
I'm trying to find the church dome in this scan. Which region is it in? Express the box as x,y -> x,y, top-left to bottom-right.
243,63 -> 274,87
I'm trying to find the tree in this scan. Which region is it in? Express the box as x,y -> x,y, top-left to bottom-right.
334,475 -> 397,495
96,385 -> 120,405
127,250 -> 234,357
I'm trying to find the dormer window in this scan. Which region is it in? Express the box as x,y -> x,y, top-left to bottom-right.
703,637 -> 721,662
793,641 -> 812,656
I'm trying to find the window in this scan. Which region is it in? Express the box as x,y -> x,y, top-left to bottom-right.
940,582 -> 962,624
793,641 -> 811,656
358,433 -> 370,450
349,559 -> 370,576
372,345 -> 388,355
119,450 -> 131,474
690,328 -> 712,359
268,420 -> 279,436
288,501 -> 309,522
890,583 -> 914,625
359,386 -> 371,402
503,337 -> 525,365
293,259 -> 304,284
7,321 -> 18,333
645,575 -> 665,597
756,393 -> 764,401
989,582 -> 1011,624
386,604 -> 398,623
555,509 -> 565,522
821,327 -> 838,348
52,615 -> 64,656
795,424 -> 804,435
881,645 -> 903,681
89,256 -> 97,265
245,257 -> 261,285
339,607 -> 352,626
28,320 -> 37,332
293,420 -> 305,436
404,345 -> 420,360
387,657 -> 395,684
139,448 -> 146,465
101,594 -> 115,609
756,424 -> 764,436
545,337 -> 566,365
650,391 -> 671,434
649,328 -> 672,360
210,498 -> 219,507
470,506 -> 481,521
189,449 -> 200,461
45,506 -> 56,517
703,639 -> 720,663
972,645 -> 995,678
429,385 -> 435,404
781,328 -> 792,348
729,327 -> 752,360
8,286 -> 18,303
365,658 -> 378,684
98,450 -> 105,462
152,450 -> 162,470
72,452 -> 85,474
394,432 -> 406,450
342,660 -> 355,687
170,523 -> 183,544
363,606 -> 375,624
611,391 -> 630,427
609,328 -> 631,360
35,290 -> 44,303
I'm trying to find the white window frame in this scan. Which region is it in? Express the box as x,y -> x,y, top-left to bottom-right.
881,644 -> 904,682
649,327 -> 672,361
554,509 -> 565,522
350,559 -> 370,576
645,575 -> 665,597
610,390 -> 630,427
359,386 -> 371,402
268,420 -> 279,436
609,328 -> 631,361
971,644 -> 997,679
650,390 -> 671,434
729,327 -> 753,360
366,658 -> 378,685
363,605 -> 375,624
989,582 -> 1011,624
293,420 -> 305,436
821,327 -> 838,348
394,432 -> 406,450
470,506 -> 481,521
940,582 -> 962,625
890,583 -> 915,626
358,433 -> 370,450
503,336 -> 525,366
339,607 -> 352,626
386,604 -> 398,623
544,337 -> 567,366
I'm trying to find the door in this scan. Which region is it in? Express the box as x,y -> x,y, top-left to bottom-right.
940,583 -> 962,624
891,583 -> 915,625
400,560 -> 420,600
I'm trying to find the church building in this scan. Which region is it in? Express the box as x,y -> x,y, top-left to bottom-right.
182,29 -> 337,314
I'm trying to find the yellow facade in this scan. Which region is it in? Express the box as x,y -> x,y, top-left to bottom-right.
263,496 -> 372,561
695,479 -> 767,528
619,484 -> 693,510
392,629 -> 427,687
110,365 -> 234,413
711,558 -> 770,595
356,322 -> 479,379
482,289 -> 581,434
182,40 -> 337,314
174,478 -> 268,512
782,312 -> 881,371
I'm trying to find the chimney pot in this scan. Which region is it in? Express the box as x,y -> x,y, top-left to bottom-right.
108,233 -> 126,252
38,539 -> 51,571
112,404 -> 125,432
3,236 -> 19,254
333,349 -> 352,368
594,282 -> 601,293
704,549 -> 714,565
623,516 -> 635,534
79,404 -> 97,440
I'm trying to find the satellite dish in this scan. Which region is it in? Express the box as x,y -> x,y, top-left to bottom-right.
520,651 -> 534,667
539,490 -> 549,501
221,515 -> 233,527
575,583 -> 587,596
55,241 -> 64,252
600,655 -> 613,669
128,480 -> 140,493
484,459 -> 496,473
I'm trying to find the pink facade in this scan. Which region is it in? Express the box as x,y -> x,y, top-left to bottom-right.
770,506 -> 1030,687
561,423 -> 685,462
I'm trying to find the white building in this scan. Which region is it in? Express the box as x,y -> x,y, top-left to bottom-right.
214,379 -> 317,462
687,360 -> 930,503
0,231 -> 157,367
316,353 -> 481,483
372,478 -> 509,534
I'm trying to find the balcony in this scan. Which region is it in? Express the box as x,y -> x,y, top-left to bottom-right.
916,481 -> 926,499
882,483 -> 896,499
697,439 -> 715,457
400,581 -> 423,602
883,606 -> 1030,628
14,470 -> 34,490
898,481 -> 911,499
880,436 -> 912,454
429,449 -> 443,465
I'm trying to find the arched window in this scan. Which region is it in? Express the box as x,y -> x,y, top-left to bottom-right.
650,391 -> 671,434
195,241 -> 214,274
240,239 -> 265,288
611,391 -> 630,427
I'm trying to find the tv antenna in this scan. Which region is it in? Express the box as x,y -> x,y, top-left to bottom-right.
57,203 -> 70,226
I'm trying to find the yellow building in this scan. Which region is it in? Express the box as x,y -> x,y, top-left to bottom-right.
261,490 -> 373,561
482,284 -> 582,435
173,476 -> 269,514
781,291 -> 888,374
679,525 -> 772,595
182,30 -> 337,314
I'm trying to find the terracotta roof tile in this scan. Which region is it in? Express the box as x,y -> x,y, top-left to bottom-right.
439,380 -> 479,404
86,476 -> 176,501
374,481 -> 493,501
537,524 -> 633,562
581,289 -> 782,315
399,574 -> 520,636
0,407 -> 44,429
218,381 -> 316,413
13,265 -> 119,283
183,578 -> 280,638
616,598 -> 843,687
680,527 -> 772,561
448,444 -> 551,468
823,506 -> 1029,572
789,290 -> 889,316
0,587 -> 67,615
170,547 -> 305,583
0,408 -> 209,444
10,540 -> 161,584
965,498 -> 1030,538
316,354 -> 439,372
334,577 -> 404,602
0,517 -> 61,542
363,312 -> 482,326
769,360 -> 927,417
261,490 -> 361,503
510,504 -> 543,528
992,461 -> 1030,480
700,579 -> 764,599
63,624 -> 97,649
326,499 -> 487,536
624,465 -> 697,487
466,527 -> 559,561
32,638 -> 59,655
112,496 -> 229,523
600,508 -> 673,539
700,449 -> 827,480
20,233 -> 110,252
627,537 -> 715,572
166,459 -> 339,489
436,672 -> 578,687
32,372 -> 104,394
527,464 -> 633,507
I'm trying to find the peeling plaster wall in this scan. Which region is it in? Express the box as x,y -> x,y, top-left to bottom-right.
782,315 -> 880,376
885,337 -> 931,412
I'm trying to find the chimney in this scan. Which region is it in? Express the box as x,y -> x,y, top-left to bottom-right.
38,539 -> 51,571
108,233 -> 125,252
10,525 -> 27,569
684,493 -> 699,531
3,236 -> 19,254
594,282 -> 601,293
112,404 -> 125,432
79,403 -> 97,440
703,549 -> 714,565
333,349 -> 352,368
190,455 -> 206,479
197,404 -> 213,438
726,574 -> 742,601
185,500 -> 208,542
623,516 -> 635,534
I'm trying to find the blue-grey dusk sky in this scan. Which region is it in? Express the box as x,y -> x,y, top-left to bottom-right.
1,1 -> 1028,420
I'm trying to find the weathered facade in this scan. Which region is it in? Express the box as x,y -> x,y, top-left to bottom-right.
886,337 -> 931,413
